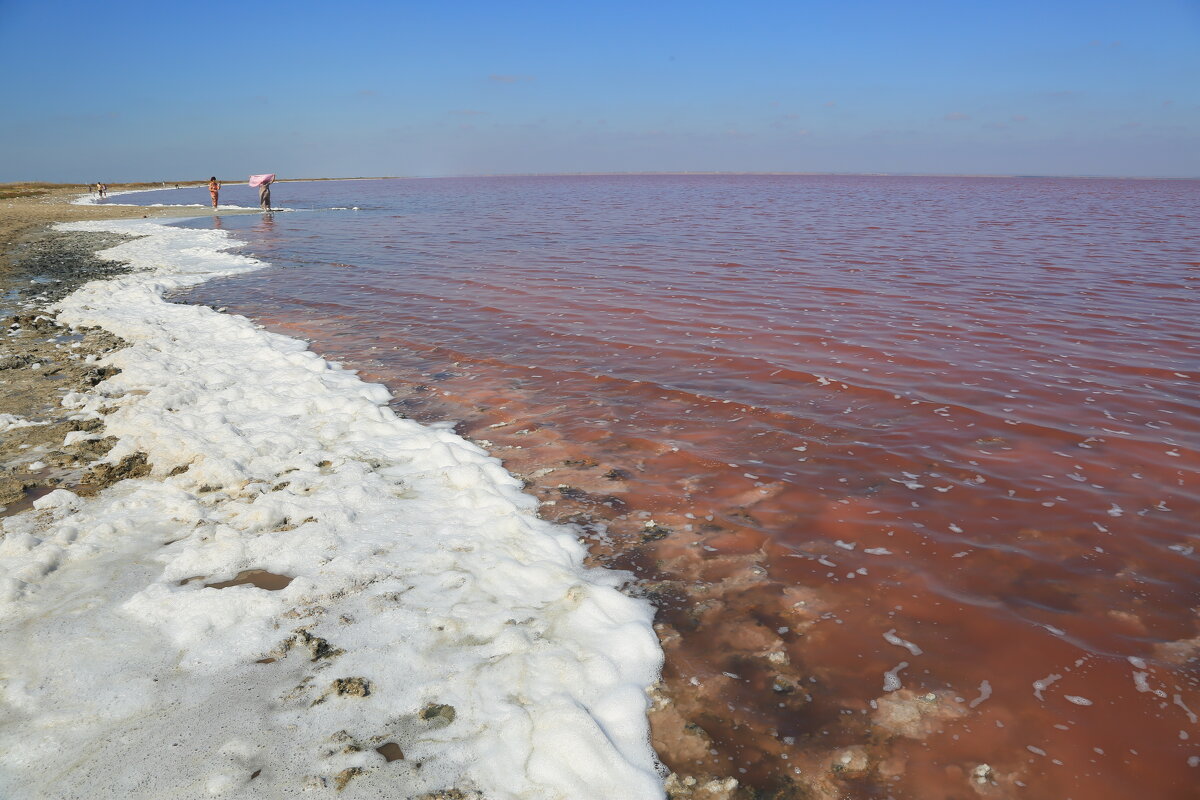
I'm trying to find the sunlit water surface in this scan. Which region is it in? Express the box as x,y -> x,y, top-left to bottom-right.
119,176 -> 1200,799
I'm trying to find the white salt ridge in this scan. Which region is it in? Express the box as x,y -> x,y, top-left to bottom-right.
0,414 -> 48,433
70,187 -> 174,205
71,188 -> 263,211
0,219 -> 664,799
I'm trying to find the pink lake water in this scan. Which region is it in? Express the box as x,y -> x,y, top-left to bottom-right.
123,175 -> 1200,799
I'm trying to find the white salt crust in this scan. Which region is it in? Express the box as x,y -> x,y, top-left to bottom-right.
71,187 -> 259,210
0,219 -> 664,799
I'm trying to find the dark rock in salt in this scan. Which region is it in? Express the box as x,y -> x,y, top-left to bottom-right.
419,703 -> 456,726
82,365 -> 120,386
641,524 -> 671,542
334,767 -> 364,791
86,451 -> 150,487
332,677 -> 371,698
0,354 -> 33,370
376,742 -> 404,762
295,630 -> 344,662
312,677 -> 372,706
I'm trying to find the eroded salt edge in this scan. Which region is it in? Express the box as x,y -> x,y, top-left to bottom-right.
72,187 -> 260,210
0,218 -> 664,799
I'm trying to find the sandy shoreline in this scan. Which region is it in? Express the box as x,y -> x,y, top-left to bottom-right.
0,183 -> 261,256
0,229 -> 131,512
0,186 -> 259,513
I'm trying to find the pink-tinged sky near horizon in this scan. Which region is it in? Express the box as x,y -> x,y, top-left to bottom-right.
0,0 -> 1197,180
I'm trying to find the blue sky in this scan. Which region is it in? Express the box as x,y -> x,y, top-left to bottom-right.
1,0 -> 1197,180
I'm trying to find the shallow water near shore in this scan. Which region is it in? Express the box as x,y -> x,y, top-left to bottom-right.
126,175 -> 1200,798
2,217 -> 665,799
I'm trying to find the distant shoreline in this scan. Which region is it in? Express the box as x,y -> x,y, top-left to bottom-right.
5,172 -> 1196,193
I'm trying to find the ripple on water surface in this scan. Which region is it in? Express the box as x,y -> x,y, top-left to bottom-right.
146,174 -> 1200,799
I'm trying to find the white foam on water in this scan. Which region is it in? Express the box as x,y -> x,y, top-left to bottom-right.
882,629 -> 923,656
882,661 -> 909,692
968,679 -> 992,708
0,219 -> 665,799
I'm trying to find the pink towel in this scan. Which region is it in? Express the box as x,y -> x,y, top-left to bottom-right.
248,174 -> 275,188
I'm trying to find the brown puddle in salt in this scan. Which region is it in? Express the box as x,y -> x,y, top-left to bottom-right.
179,570 -> 295,591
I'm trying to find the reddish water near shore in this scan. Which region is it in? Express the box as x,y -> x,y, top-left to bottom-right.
138,175 -> 1199,798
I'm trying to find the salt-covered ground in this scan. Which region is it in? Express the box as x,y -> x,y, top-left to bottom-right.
0,218 -> 664,799
72,186 -> 263,212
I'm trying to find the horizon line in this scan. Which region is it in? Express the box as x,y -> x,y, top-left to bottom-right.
6,170 -> 1199,186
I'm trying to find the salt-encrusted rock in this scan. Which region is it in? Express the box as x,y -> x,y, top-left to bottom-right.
0,355 -> 32,370
664,774 -> 740,800
332,677 -> 371,697
830,745 -> 870,777
312,677 -> 372,706
872,688 -> 968,739
31,488 -> 79,511
420,703 -> 457,727
85,451 -> 150,487
292,628 -> 344,661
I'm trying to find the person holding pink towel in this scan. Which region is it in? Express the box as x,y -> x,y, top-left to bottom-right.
249,173 -> 275,211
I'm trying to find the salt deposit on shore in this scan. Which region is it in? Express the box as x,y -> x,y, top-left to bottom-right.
0,217 -> 665,799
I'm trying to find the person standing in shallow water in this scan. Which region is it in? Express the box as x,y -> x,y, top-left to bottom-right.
258,177 -> 272,211
208,177 -> 220,208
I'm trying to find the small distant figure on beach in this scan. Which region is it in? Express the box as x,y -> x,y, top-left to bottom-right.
249,173 -> 275,211
208,177 -> 220,208
96,183 -> 107,199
